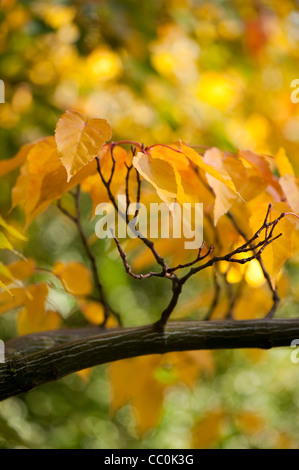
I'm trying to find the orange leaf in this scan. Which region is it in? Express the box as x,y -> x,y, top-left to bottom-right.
192,410 -> 225,449
109,351 -> 214,434
0,142 -> 33,178
11,136 -> 99,225
17,283 -> 61,335
53,261 -> 93,296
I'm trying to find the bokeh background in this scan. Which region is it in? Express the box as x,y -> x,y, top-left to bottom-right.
1,0 -> 299,449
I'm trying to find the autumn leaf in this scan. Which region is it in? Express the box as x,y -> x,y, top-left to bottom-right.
55,109 -> 112,181
82,145 -> 129,216
0,280 -> 13,296
0,215 -> 27,241
0,232 -> 13,251
249,202 -> 297,282
53,261 -> 93,296
17,283 -> 61,335
192,410 -> 225,449
181,144 -> 237,193
11,136 -> 99,226
133,151 -> 177,205
8,259 -> 36,281
0,262 -> 14,283
0,142 -> 33,178
79,299 -> 116,327
274,147 -> 294,177
0,287 -> 27,316
148,144 -> 213,205
279,174 -> 299,214
109,351 -> 214,434
236,411 -> 265,435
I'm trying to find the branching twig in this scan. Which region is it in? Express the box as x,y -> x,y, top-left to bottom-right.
96,143 -> 288,330
226,210 -> 280,319
166,242 -> 214,273
57,187 -> 121,327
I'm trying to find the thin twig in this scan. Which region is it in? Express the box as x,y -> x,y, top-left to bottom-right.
57,188 -> 121,327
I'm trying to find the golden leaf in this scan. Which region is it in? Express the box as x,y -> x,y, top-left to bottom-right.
53,261 -> 93,296
55,109 -> 112,181
133,151 -> 177,204
17,283 -> 61,335
192,410 -> 225,449
249,202 -> 297,282
274,147 -> 294,177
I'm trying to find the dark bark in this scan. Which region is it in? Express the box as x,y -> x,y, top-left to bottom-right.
1,318 -> 299,401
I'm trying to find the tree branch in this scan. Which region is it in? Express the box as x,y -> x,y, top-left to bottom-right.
1,319 -> 299,401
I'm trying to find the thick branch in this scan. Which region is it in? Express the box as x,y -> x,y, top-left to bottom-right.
1,319 -> 299,401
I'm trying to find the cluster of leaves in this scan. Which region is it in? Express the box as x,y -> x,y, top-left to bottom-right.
0,108 -> 298,438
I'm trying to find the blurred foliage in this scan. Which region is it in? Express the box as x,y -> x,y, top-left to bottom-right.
1,0 -> 299,449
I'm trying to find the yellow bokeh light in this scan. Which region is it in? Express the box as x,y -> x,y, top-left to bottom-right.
39,5 -> 76,29
87,47 -> 122,82
227,113 -> 271,152
196,71 -> 241,110
245,259 -> 265,287
29,61 -> 56,85
226,265 -> 243,284
0,103 -> 19,128
12,85 -> 32,113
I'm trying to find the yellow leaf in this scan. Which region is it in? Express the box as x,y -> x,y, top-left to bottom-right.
17,283 -> 61,335
0,142 -> 33,178
11,136 -> 99,226
148,145 -> 212,205
8,258 -> 36,281
0,231 -> 13,251
76,368 -> 93,382
249,202 -> 297,282
245,259 -> 265,287
0,280 -> 13,296
80,300 -> 104,325
109,355 -> 165,434
0,287 -> 27,315
82,145 -> 129,216
236,411 -> 265,434
109,351 -> 214,434
192,410 -> 225,449
0,262 -> 14,282
275,147 -> 294,176
11,136 -> 61,224
234,284 -> 273,320
55,109 -> 112,181
181,144 -> 237,193
206,175 -> 236,225
150,144 -> 189,171
0,215 -> 27,241
53,261 -> 93,296
18,308 -> 61,335
279,174 -> 299,214
133,151 -> 177,204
